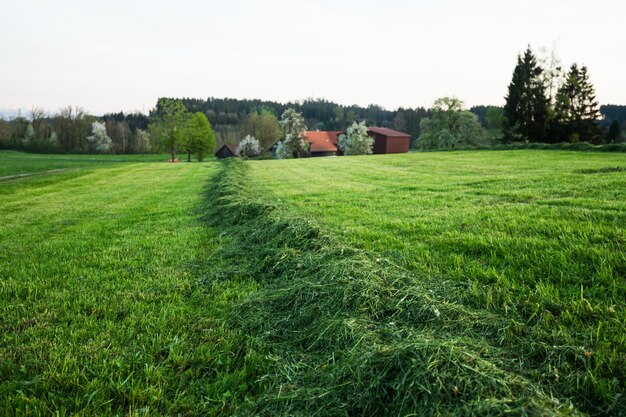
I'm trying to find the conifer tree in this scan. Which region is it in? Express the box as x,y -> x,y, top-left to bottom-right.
606,120 -> 621,144
554,64 -> 601,143
503,47 -> 549,142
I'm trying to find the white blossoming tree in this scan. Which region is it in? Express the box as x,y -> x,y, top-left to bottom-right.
338,121 -> 373,155
237,135 -> 261,158
87,121 -> 113,153
276,108 -> 308,158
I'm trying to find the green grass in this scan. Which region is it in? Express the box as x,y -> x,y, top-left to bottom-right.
2,150 -> 625,416
230,150 -> 625,416
0,151 -> 176,178
0,160 -> 263,416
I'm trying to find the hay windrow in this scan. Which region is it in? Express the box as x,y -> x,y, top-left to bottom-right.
204,159 -> 587,416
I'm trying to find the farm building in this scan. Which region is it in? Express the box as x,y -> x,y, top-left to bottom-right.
367,127 -> 410,154
215,144 -> 238,159
304,131 -> 343,157
303,127 -> 410,156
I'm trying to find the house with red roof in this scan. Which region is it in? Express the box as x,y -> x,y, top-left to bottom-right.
304,127 -> 410,156
304,131 -> 343,157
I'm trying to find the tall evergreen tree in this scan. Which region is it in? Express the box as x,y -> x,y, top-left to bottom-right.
554,64 -> 601,143
503,47 -> 550,142
606,120 -> 621,143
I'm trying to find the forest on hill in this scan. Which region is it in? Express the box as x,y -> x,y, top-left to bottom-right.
0,97 -> 624,155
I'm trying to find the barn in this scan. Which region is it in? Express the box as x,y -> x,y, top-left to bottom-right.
215,144 -> 238,159
366,127 -> 411,154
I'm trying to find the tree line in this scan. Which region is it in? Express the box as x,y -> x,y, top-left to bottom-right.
0,99 -> 431,154
1,45 -> 624,155
0,107 -> 151,154
415,46 -> 624,149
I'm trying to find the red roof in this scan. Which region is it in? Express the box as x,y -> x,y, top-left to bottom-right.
367,127 -> 409,137
304,131 -> 338,153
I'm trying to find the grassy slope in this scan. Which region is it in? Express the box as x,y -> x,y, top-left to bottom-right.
241,150 -> 626,415
0,161 -> 260,416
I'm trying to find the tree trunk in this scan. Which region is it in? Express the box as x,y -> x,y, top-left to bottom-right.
170,145 -> 175,161
187,151 -> 191,162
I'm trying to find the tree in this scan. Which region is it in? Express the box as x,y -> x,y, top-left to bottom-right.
135,129 -> 151,154
503,47 -> 550,142
276,108 -> 308,158
538,44 -> 564,105
185,112 -> 215,162
553,64 -> 601,143
149,98 -> 189,161
486,107 -> 505,131
30,107 -> 49,141
243,110 -> 280,151
393,112 -> 407,132
0,119 -> 11,148
53,106 -> 91,152
86,121 -> 112,153
338,121 -> 373,155
606,120 -> 621,144
24,124 -> 35,145
485,107 -> 506,142
417,97 -> 485,150
10,116 -> 29,148
237,135 -> 261,158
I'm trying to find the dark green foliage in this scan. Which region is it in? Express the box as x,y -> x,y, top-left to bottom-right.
469,105 -> 491,127
504,47 -> 550,142
418,97 -> 486,150
242,110 -> 281,151
101,111 -> 149,132
606,120 -> 622,144
172,97 -> 428,147
553,64 -> 602,143
148,98 -> 190,160
600,105 -> 626,130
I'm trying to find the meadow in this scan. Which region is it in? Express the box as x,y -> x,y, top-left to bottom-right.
0,153 -> 261,416
1,150 -> 624,416
0,150 -> 169,178
237,150 -> 625,416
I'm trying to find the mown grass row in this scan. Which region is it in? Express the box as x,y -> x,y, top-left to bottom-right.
204,159 -> 600,416
245,151 -> 625,416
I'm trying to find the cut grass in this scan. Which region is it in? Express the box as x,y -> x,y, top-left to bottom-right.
213,150 -> 625,416
0,160 -> 263,416
2,149 -> 624,416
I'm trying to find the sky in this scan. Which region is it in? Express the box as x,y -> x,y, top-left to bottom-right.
1,0 -> 624,116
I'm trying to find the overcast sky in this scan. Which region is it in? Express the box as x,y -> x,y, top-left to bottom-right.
1,0 -> 624,115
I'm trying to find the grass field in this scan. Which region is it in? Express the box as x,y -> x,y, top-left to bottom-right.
238,150 -> 625,416
0,150 -> 173,178
0,155 -> 262,416
1,150 -> 625,416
